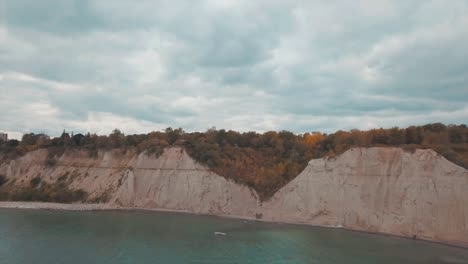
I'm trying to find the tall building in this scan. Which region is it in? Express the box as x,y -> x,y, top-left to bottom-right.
0,132 -> 8,142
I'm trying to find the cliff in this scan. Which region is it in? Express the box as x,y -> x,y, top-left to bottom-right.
0,147 -> 467,247
0,148 -> 260,217
261,147 -> 468,247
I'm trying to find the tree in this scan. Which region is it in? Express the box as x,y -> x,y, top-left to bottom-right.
303,132 -> 325,147
448,125 -> 464,143
21,133 -> 37,145
165,127 -> 185,145
405,126 -> 422,144
371,129 -> 389,144
72,134 -> 85,146
60,130 -> 70,139
387,127 -> 405,145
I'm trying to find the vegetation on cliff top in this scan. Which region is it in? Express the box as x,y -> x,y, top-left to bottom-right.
0,123 -> 467,200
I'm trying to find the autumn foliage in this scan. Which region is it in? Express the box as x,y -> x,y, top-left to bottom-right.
0,124 -> 467,200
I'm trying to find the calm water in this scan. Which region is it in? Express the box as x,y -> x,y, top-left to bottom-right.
1,209 -> 468,264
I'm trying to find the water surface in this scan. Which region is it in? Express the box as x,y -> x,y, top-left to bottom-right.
1,208 -> 468,264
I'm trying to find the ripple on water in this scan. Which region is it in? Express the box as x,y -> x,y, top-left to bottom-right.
0,208 -> 467,264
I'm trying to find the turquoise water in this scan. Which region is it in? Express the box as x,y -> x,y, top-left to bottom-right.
1,209 -> 468,264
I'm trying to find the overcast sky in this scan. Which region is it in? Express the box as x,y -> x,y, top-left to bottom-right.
1,0 -> 467,139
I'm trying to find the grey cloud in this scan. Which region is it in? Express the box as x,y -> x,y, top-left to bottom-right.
4,0 -> 104,34
0,0 -> 467,138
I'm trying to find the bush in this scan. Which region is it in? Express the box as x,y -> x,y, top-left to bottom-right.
30,176 -> 41,187
0,174 -> 6,186
90,190 -> 110,203
0,184 -> 88,203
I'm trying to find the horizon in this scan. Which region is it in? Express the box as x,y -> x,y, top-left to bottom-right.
1,1 -> 467,140
2,122 -> 467,141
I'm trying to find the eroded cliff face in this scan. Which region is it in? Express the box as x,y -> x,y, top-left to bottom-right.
0,148 -> 260,217
0,147 -> 467,247
261,147 -> 468,247
111,148 -> 260,217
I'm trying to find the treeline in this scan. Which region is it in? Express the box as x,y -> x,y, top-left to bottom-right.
0,124 -> 467,200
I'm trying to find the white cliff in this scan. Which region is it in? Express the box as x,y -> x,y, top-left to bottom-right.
261,147 -> 468,247
111,147 -> 260,217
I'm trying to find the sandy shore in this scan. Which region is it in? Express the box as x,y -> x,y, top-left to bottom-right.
0,201 -> 256,219
0,201 -> 118,211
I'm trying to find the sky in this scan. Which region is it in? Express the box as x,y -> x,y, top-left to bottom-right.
0,0 -> 467,139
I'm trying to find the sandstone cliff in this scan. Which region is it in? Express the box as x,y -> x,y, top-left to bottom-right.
0,147 -> 467,247
261,147 -> 468,247
0,148 -> 260,217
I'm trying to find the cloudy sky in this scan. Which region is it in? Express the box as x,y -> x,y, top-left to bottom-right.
1,0 -> 467,139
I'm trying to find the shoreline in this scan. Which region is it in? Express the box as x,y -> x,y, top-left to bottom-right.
0,201 -> 116,211
1,201 -> 467,250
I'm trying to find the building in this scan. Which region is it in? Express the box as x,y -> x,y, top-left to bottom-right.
0,132 -> 7,142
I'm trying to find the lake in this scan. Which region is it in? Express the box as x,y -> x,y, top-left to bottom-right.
1,208 -> 467,264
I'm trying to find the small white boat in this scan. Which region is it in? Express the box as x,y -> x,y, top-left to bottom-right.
214,232 -> 227,236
